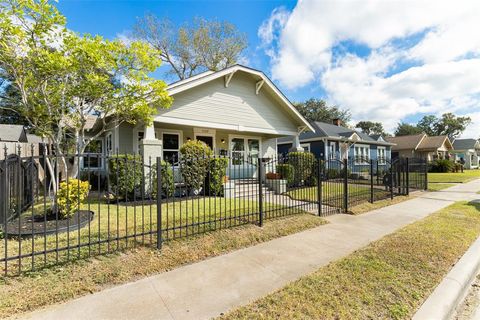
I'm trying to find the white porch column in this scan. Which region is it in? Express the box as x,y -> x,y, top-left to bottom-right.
140,123 -> 162,164
288,134 -> 304,152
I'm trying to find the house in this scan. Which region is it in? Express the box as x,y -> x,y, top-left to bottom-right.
386,133 -> 453,161
84,65 -> 314,178
451,138 -> 480,169
0,124 -> 28,143
277,120 -> 394,164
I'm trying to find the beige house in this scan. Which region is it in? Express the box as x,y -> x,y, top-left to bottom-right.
386,133 -> 453,161
85,65 -> 313,177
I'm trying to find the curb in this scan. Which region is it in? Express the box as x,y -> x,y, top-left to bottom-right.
413,234 -> 480,320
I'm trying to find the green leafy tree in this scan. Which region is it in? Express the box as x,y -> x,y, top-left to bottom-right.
133,15 -> 247,80
416,115 -> 437,136
433,113 -> 471,139
294,98 -> 351,124
394,122 -> 423,136
355,121 -> 388,136
0,0 -> 172,184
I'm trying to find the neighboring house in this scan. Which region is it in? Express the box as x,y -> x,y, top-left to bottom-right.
84,65 -> 313,178
277,120 -> 394,165
386,133 -> 453,161
451,138 -> 480,169
0,124 -> 28,143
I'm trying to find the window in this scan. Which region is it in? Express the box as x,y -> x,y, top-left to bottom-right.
83,139 -> 103,169
377,147 -> 386,164
230,137 -> 261,165
163,133 -> 180,164
328,142 -> 337,159
301,143 -> 310,152
354,145 -> 370,164
106,133 -> 113,155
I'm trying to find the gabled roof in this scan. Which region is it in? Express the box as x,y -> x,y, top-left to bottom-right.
386,134 -> 426,151
278,121 -> 395,146
370,134 -> 385,142
0,124 -> 27,142
166,64 -> 315,133
417,135 -> 453,151
452,138 -> 480,151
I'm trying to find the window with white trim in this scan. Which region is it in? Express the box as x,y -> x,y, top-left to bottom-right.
106,133 -> 113,155
301,143 -> 310,152
377,147 -> 386,164
82,139 -> 103,169
163,133 -> 180,164
354,145 -> 370,164
328,142 -> 337,159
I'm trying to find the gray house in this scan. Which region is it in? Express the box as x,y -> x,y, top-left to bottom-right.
452,139 -> 480,169
0,124 -> 28,143
277,120 -> 394,164
83,64 -> 314,178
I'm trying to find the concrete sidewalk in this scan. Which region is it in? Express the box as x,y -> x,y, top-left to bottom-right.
20,180 -> 480,320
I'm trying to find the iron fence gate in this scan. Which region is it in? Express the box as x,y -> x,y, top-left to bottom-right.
0,151 -> 427,276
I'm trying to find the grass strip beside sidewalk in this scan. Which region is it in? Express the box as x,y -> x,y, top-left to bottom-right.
223,201 -> 480,320
0,214 -> 326,318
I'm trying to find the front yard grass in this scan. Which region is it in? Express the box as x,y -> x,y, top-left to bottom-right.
428,183 -> 457,191
223,201 -> 480,320
1,197 -> 302,274
0,213 -> 326,318
429,169 -> 480,183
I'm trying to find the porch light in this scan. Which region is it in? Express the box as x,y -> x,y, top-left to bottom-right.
221,139 -> 226,144
187,137 -> 191,141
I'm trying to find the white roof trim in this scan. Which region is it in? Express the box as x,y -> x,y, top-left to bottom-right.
154,116 -> 298,136
166,65 -> 315,132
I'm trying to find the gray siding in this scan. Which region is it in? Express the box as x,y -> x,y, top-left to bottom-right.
159,73 -> 298,134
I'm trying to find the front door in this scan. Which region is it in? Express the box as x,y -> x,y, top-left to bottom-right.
229,137 -> 261,179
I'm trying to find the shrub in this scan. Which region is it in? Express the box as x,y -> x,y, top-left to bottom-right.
151,161 -> 175,198
429,159 -> 454,173
179,140 -> 213,193
288,152 -> 316,184
276,164 -> 294,186
108,154 -> 143,200
57,179 -> 90,219
205,157 -> 229,196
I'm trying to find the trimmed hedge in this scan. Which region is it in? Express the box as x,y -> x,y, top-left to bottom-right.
429,159 -> 454,173
276,164 -> 294,186
206,157 -> 229,196
152,161 -> 175,198
179,140 -> 213,193
57,179 -> 90,219
288,151 -> 316,184
108,154 -> 143,200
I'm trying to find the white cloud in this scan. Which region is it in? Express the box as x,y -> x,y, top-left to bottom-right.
260,0 -> 480,136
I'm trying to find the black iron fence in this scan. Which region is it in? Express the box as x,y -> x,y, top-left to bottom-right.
0,150 -> 427,276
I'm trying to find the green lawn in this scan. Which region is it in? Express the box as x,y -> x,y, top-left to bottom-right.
223,201 -> 480,319
1,197 -> 306,275
286,183 -> 391,207
429,169 -> 480,183
0,213 -> 327,318
428,183 -> 457,191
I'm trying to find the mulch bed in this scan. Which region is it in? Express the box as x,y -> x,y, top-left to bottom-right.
5,210 -> 94,237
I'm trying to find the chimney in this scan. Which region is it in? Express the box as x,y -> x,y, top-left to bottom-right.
333,118 -> 341,126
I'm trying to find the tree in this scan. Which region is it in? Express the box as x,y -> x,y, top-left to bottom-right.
394,122 -> 423,136
355,121 -> 388,136
0,0 -> 172,183
294,98 -> 351,124
416,115 -> 437,136
133,15 -> 247,80
433,113 -> 471,139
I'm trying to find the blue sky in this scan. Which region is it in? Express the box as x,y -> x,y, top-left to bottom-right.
56,0 -> 480,136
57,1 -> 308,98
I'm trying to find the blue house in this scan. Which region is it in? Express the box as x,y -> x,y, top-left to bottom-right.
277,120 -> 394,164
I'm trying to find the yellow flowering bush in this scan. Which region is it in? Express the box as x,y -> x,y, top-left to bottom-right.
57,179 -> 90,219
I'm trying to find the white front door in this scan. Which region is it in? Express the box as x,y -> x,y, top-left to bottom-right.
229,136 -> 261,179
